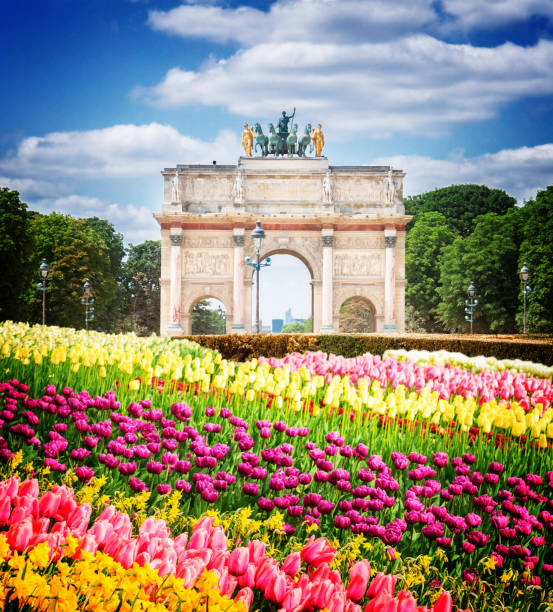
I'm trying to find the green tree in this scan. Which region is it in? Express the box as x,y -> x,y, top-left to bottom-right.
438,210 -> 523,332
28,212 -> 117,329
191,299 -> 226,334
0,188 -> 34,322
282,321 -> 305,333
405,212 -> 457,332
405,184 -> 516,236
517,186 -> 553,333
339,297 -> 374,333
84,217 -> 125,331
120,241 -> 161,336
302,316 -> 312,332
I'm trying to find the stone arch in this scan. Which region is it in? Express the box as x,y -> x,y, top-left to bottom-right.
338,295 -> 377,333
183,291 -> 233,335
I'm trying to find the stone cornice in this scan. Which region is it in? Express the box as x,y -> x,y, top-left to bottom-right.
154,211 -> 412,229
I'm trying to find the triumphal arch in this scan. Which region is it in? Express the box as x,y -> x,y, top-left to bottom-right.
155,115 -> 410,336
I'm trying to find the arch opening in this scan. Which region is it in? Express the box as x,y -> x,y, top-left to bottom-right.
251,252 -> 313,333
191,297 -> 227,335
339,296 -> 376,333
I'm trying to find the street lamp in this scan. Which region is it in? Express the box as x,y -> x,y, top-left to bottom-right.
464,282 -> 478,334
245,220 -> 271,333
519,262 -> 530,334
37,259 -> 50,325
81,279 -> 94,331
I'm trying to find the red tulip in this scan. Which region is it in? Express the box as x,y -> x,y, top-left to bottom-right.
396,590 -> 418,612
347,559 -> 371,601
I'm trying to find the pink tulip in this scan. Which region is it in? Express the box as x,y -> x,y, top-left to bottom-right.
255,557 -> 279,591
247,539 -> 266,564
266,571 -> 288,603
396,590 -> 418,612
76,533 -> 99,557
8,506 -> 26,525
301,535 -> 336,568
432,591 -> 452,612
366,573 -> 397,599
327,590 -> 347,612
3,477 -> 19,499
66,503 -> 91,535
38,491 -> 61,517
281,551 -> 301,576
0,497 -> 11,524
282,587 -> 303,610
209,525 -> 228,551
229,547 -> 249,575
188,527 -> 209,550
235,587 -> 254,612
347,559 -> 371,601
237,563 -> 256,588
7,517 -> 33,551
19,479 -> 39,498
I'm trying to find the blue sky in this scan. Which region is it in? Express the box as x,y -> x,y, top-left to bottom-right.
2,0 -> 553,322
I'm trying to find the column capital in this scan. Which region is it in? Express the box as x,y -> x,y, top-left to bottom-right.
233,235 -> 246,247
321,235 -> 335,248
169,234 -> 183,246
384,235 -> 397,248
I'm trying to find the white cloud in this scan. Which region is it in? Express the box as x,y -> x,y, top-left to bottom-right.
372,143 -> 553,202
147,0 -> 437,45
442,0 -> 553,30
0,123 -> 241,179
135,35 -> 553,138
30,194 -> 159,244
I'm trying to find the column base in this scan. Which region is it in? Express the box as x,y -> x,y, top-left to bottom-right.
231,324 -> 246,333
319,325 -> 335,333
383,324 -> 397,332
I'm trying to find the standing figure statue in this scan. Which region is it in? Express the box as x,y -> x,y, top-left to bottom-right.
232,170 -> 245,204
278,107 -> 296,140
312,124 -> 325,157
322,170 -> 333,204
170,171 -> 180,202
386,168 -> 396,203
242,123 -> 254,156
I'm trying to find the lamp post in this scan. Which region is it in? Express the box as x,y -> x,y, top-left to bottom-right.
38,259 -> 50,325
245,221 -> 271,333
464,282 -> 478,334
81,279 -> 94,331
519,262 -> 530,334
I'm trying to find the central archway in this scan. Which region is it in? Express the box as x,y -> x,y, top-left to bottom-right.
251,251 -> 313,333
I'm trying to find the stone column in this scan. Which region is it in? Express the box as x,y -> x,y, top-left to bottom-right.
168,233 -> 183,332
321,230 -> 335,332
232,229 -> 246,332
383,228 -> 397,331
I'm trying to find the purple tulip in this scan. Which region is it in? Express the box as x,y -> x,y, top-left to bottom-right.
157,483 -> 172,495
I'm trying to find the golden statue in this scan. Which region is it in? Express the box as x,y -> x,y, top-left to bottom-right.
312,123 -> 325,157
242,123 -> 254,156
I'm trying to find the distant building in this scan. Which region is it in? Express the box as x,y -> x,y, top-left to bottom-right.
285,308 -> 293,325
272,319 -> 283,333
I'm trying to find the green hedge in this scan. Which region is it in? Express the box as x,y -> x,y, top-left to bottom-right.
183,333 -> 553,365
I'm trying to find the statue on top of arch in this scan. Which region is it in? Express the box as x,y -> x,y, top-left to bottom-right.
242,108 -> 325,158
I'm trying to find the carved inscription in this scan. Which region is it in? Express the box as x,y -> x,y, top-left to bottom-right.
334,253 -> 383,276
183,251 -> 231,275
183,237 -> 230,248
335,235 -> 384,249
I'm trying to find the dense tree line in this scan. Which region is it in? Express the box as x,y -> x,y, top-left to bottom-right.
405,184 -> 553,334
0,188 -> 160,335
2,183 -> 552,337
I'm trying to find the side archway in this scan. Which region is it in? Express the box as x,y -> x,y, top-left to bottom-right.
187,295 -> 231,335
339,296 -> 376,333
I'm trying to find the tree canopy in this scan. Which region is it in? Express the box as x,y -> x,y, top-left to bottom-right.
191,299 -> 226,335
0,188 -> 34,322
120,241 -> 161,336
405,184 -> 516,236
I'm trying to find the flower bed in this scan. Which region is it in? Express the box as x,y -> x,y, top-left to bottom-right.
0,322 -> 552,611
